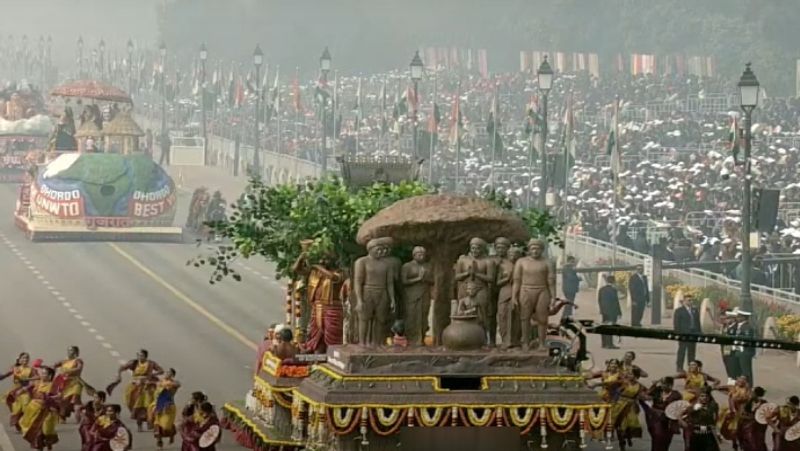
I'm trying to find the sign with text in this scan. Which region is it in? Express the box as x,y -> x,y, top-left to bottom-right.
128,185 -> 177,219
31,184 -> 84,218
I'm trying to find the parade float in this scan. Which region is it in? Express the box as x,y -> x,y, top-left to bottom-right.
206,168 -> 608,451
0,114 -> 52,182
12,79 -> 182,242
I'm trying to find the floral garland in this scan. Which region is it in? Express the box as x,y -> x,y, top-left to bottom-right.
221,403 -> 301,450
415,407 -> 446,427
272,391 -> 293,409
587,407 -> 608,430
547,407 -> 579,434
458,407 -> 496,427
507,407 -> 539,428
276,365 -> 310,378
368,408 -> 407,436
327,407 -> 360,435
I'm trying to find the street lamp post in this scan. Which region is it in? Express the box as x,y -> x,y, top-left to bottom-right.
536,56 -> 554,211
199,43 -> 208,165
159,42 -> 167,165
127,39 -> 134,95
253,45 -> 264,175
77,36 -> 84,78
319,47 -> 331,174
738,63 -> 760,313
410,51 -> 424,160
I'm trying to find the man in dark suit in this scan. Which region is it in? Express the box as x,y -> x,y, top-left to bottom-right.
597,275 -> 621,349
731,309 -> 755,385
673,294 -> 701,372
561,256 -> 581,319
628,264 -> 650,327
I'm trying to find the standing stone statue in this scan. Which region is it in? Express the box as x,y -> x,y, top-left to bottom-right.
496,244 -> 523,348
380,237 -> 403,338
454,238 -> 495,341
489,237 -> 510,346
354,238 -> 397,346
401,246 -> 433,345
512,239 -> 556,351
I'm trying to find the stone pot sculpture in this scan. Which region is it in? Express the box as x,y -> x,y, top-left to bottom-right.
441,314 -> 486,351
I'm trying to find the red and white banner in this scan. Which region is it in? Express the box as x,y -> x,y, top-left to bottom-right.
128,186 -> 176,219
31,184 -> 84,219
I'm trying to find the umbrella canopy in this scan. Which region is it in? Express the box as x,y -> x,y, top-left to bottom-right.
357,194 -> 528,245
357,194 -> 529,342
50,80 -> 132,103
103,112 -> 144,137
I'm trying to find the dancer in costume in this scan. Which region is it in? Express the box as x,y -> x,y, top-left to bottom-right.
149,368 -> 181,448
1,352 -> 36,431
79,391 -> 106,451
768,396 -> 800,451
180,392 -> 207,451
640,377 -> 682,451
18,367 -> 59,450
111,349 -> 163,431
737,387 -> 768,451
88,404 -> 132,451
674,360 -> 720,402
184,402 -> 221,451
679,388 -> 720,451
716,376 -> 751,449
621,351 -> 649,379
609,368 -> 644,450
52,345 -> 84,421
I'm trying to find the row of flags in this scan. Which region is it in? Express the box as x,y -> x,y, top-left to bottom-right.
520,51 -> 717,77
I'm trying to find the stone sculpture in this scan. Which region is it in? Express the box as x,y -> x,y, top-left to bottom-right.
512,239 -> 556,350
354,238 -> 397,346
401,246 -> 433,345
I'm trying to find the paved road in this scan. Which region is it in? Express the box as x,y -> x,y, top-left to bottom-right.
0,183 -> 285,451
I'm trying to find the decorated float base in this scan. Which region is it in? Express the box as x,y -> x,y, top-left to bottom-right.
235,347 -> 609,451
14,214 -> 184,242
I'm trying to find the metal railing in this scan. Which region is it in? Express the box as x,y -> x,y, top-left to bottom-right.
565,233 -> 800,312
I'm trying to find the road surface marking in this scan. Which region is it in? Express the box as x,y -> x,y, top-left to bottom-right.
101,343 -> 113,349
0,422 -> 16,451
88,328 -> 98,334
68,308 -> 78,313
74,314 -> 84,320
80,321 -> 91,327
51,290 -> 61,296
58,297 -> 67,302
27,265 -> 36,270
118,359 -> 127,365
95,335 -> 105,341
108,243 -> 258,351
35,275 -> 44,280
110,350 -> 121,357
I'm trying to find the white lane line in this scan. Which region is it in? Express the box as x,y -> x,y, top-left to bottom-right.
74,314 -> 84,320
27,265 -> 36,270
68,308 -> 77,313
58,297 -> 68,302
51,290 -> 61,296
80,321 -> 91,327
95,335 -> 105,341
118,359 -> 127,365
101,343 -> 113,349
36,275 -> 44,280
110,350 -> 121,357
88,328 -> 97,334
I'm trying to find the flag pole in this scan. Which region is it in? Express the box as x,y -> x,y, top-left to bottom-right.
527,96 -> 536,209
332,70 -> 338,159
611,95 -> 620,266
293,66 -> 302,175
454,79 -> 461,192
490,77 -> 498,193
561,90 -> 572,268
428,71 -> 437,183
355,75 -> 361,156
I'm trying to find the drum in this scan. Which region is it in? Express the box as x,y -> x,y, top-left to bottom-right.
666,400 -> 691,420
199,424 -> 221,449
786,421 -> 800,442
110,426 -> 131,451
699,298 -> 715,334
755,403 -> 778,425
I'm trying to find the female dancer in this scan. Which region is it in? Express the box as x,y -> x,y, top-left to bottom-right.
113,349 -> 164,431
1,352 -> 36,431
674,360 -> 720,402
621,351 -> 649,379
679,388 -> 720,451
149,368 -> 181,448
181,392 -> 207,451
609,368 -> 645,450
18,367 -> 59,450
716,376 -> 751,449
52,345 -> 84,422
737,387 -> 768,451
640,377 -> 682,451
184,402 -> 221,451
78,391 -> 106,451
89,404 -> 133,451
768,396 -> 800,451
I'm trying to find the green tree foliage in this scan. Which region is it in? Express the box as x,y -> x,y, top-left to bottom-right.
193,179 -> 563,284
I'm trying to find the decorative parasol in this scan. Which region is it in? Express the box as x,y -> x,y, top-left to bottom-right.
50,80 -> 132,103
103,112 -> 144,137
357,194 -> 529,341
